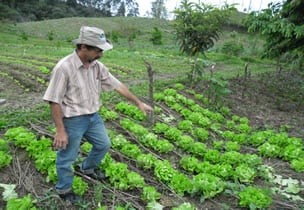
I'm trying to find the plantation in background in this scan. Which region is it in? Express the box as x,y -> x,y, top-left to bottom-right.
0,16 -> 303,209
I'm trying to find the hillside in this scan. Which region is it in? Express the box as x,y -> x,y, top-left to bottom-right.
0,17 -> 303,209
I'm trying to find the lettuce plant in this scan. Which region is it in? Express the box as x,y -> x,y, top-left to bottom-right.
238,186 -> 272,209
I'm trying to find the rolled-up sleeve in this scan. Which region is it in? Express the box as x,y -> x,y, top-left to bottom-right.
43,68 -> 67,104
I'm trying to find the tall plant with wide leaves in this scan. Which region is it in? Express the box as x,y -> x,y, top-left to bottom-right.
173,0 -> 234,83
245,0 -> 304,70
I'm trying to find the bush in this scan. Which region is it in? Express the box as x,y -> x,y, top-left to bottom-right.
221,40 -> 244,56
20,31 -> 28,40
47,30 -> 55,41
108,31 -> 121,43
150,27 -> 163,45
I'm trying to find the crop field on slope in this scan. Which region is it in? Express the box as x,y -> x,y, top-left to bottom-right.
0,18 -> 303,209
0,52 -> 303,210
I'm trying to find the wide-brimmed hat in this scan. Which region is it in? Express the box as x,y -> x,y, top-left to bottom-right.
72,26 -> 113,51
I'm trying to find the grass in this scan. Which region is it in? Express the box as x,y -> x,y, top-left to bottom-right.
0,16 -> 278,93
14,17 -> 173,40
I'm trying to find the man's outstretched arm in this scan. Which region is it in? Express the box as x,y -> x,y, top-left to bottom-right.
115,83 -> 153,115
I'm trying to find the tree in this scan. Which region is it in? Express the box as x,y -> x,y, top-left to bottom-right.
245,0 -> 304,70
116,1 -> 126,16
110,0 -> 139,16
174,0 -> 233,57
151,0 -> 168,19
173,0 -> 234,82
67,0 -> 77,7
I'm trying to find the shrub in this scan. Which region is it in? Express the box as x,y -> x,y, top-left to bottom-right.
150,27 -> 163,45
221,40 -> 244,56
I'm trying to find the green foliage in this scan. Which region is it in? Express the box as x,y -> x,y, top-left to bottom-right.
5,127 -> 37,148
6,194 -> 37,210
119,25 -> 139,49
39,66 -> 50,74
136,153 -> 157,170
245,0 -> 304,69
169,172 -> 193,196
99,107 -> 119,121
221,40 -> 244,56
115,102 -> 146,121
172,202 -> 196,210
0,151 -> 12,169
20,32 -> 29,41
34,150 -> 56,173
191,173 -> 225,200
26,137 -> 52,159
47,31 -> 55,41
178,120 -> 193,132
258,142 -> 281,157
0,138 -> 9,152
192,127 -> 209,142
127,172 -> 145,188
150,27 -> 163,45
203,76 -> 231,107
225,141 -> 240,152
1,0 -> 139,21
154,160 -> 176,182
234,164 -> 256,183
204,149 -> 222,164
173,0 -> 234,56
108,31 -> 120,43
238,186 -> 272,209
105,162 -> 129,190
290,158 -> 304,172
180,156 -> 200,173
120,143 -> 142,158
81,142 -> 92,153
72,176 -> 88,196
174,83 -> 185,90
141,186 -> 161,202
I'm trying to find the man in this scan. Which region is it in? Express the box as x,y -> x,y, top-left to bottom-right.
43,26 -> 152,203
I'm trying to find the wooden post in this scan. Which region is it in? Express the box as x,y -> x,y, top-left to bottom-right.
144,60 -> 155,125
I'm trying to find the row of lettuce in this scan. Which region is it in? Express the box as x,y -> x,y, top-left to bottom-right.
1,126 -> 272,209
112,85 -> 304,173
100,84 -> 304,208
1,127 -> 194,209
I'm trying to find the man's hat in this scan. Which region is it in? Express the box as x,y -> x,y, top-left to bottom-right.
73,26 -> 113,51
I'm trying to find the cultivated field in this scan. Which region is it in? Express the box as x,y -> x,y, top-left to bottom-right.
0,17 -> 303,210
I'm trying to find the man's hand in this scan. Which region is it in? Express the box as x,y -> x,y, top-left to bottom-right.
115,84 -> 153,115
49,102 -> 68,149
53,130 -> 68,150
138,102 -> 153,115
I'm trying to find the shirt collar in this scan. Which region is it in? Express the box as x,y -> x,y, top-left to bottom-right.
72,50 -> 98,69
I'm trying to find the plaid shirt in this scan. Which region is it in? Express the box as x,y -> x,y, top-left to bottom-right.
43,51 -> 121,117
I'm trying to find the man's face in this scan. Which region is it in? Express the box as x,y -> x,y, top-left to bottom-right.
85,46 -> 103,62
